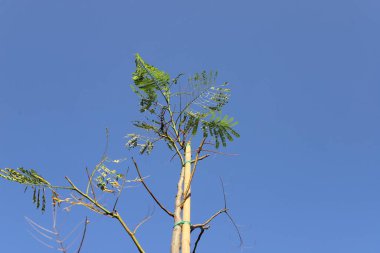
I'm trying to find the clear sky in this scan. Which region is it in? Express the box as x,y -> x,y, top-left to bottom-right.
1,0 -> 379,252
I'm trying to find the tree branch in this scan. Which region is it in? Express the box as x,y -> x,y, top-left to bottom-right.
85,167 -> 96,200
191,177 -> 243,250
132,158 -> 174,217
192,228 -> 205,253
65,176 -> 146,253
191,208 -> 227,230
65,177 -> 112,216
133,208 -> 154,234
201,149 -> 239,156
112,167 -> 129,211
76,216 -> 89,253
86,128 -> 109,195
220,177 -> 243,247
113,211 -> 146,253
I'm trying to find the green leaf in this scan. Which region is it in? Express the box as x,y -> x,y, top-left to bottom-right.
131,54 -> 171,112
218,128 -> 227,147
192,117 -> 200,136
0,167 -> 55,212
133,121 -> 159,132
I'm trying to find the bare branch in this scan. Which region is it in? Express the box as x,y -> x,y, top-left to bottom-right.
113,211 -> 146,253
52,207 -> 68,253
220,177 -> 243,247
76,217 -> 89,253
61,217 -> 87,244
86,128 -> 110,195
196,154 -> 210,161
65,177 -> 145,253
220,177 -> 227,209
225,212 -> 243,247
25,207 -> 87,253
201,149 -> 239,156
27,230 -> 54,249
192,228 -> 205,253
65,177 -> 112,216
191,177 -> 243,249
132,158 -> 174,217
133,208 -> 154,234
25,216 -> 56,237
85,167 -> 96,200
191,208 -> 227,230
112,167 -> 129,212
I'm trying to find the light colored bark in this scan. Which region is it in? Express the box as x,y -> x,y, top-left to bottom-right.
181,143 -> 191,253
171,168 -> 184,253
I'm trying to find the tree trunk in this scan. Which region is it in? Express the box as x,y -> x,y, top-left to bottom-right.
181,143 -> 191,253
171,167 -> 184,253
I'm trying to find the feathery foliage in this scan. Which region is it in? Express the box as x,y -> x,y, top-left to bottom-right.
0,168 -> 53,211
0,54 -> 241,253
127,54 -> 239,154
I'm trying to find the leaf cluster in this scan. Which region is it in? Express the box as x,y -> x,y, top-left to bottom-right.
131,54 -> 170,113
0,168 -> 53,211
185,110 -> 240,148
95,164 -> 125,193
127,54 -> 239,154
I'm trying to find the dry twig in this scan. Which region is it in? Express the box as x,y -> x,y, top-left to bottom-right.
132,157 -> 174,217
133,207 -> 154,234
190,177 -> 243,252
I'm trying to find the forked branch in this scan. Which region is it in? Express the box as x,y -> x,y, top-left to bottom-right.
190,177 -> 243,252
191,208 -> 228,230
65,176 -> 145,253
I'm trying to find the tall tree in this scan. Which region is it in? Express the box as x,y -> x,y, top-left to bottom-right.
0,54 -> 240,253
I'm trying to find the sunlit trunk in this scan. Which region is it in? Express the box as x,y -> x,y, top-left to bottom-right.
181,143 -> 191,253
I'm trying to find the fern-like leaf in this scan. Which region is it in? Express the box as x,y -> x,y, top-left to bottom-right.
0,167 -> 52,211
132,54 -> 171,112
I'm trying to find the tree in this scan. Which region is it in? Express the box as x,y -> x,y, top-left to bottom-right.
0,54 -> 240,253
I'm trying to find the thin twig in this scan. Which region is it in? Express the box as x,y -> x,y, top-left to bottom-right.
132,158 -> 174,217
133,215 -> 152,235
220,177 -> 243,247
76,217 -> 89,253
133,208 -> 154,234
65,176 -> 145,253
196,154 -> 210,161
201,149 -> 239,156
61,218 -> 87,243
191,208 -> 227,230
26,230 -> 54,249
220,177 -> 227,209
112,167 -> 129,212
86,128 -> 109,195
190,177 -> 243,250
52,207 -> 67,253
225,212 -> 243,247
25,216 -> 56,236
85,167 -> 96,200
192,228 -> 205,253
65,177 -> 112,216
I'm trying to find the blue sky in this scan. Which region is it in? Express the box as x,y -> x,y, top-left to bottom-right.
1,0 -> 380,252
